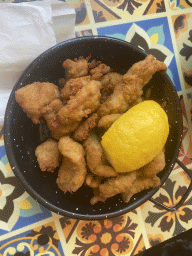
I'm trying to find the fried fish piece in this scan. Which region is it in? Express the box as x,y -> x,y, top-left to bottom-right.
97,83 -> 128,117
63,57 -> 89,80
73,113 -> 99,141
15,82 -> 60,124
122,55 -> 167,102
85,173 -> 102,188
61,76 -> 91,103
58,78 -> 66,88
141,150 -> 166,177
84,134 -> 117,178
90,63 -> 111,80
42,99 -> 79,140
100,72 -> 123,103
35,139 -> 61,172
57,80 -> 102,126
97,55 -> 167,117
57,136 -> 87,193
121,175 -> 161,203
101,72 -> 123,91
98,114 -> 122,130
90,171 -> 137,205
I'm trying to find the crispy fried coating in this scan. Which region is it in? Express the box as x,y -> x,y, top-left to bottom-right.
35,139 -> 61,172
57,80 -> 102,126
61,76 -> 91,103
121,175 -> 161,203
17,55 -> 168,204
84,134 -> 117,178
122,55 -> 167,102
90,63 -> 111,80
88,59 -> 101,69
90,171 -> 137,205
42,99 -> 79,140
57,137 -> 87,193
97,83 -> 128,117
73,113 -> 99,141
58,78 -> 66,88
63,57 -> 89,79
100,72 -> 123,103
98,114 -> 122,130
85,173 -> 102,188
141,150 -> 166,177
102,72 -> 123,91
120,150 -> 165,203
15,82 -> 60,124
97,55 -> 167,117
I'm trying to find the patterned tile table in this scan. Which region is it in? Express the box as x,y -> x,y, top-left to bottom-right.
0,0 -> 192,255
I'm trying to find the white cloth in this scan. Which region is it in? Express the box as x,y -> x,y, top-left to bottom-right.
0,0 -> 76,125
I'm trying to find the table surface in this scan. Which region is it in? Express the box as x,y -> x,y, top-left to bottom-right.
1,0 -> 192,255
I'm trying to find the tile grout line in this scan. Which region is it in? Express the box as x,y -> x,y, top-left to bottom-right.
84,0 -> 98,35
0,216 -> 54,244
182,93 -> 192,139
74,24 -> 97,31
137,207 -> 150,250
168,7 -> 192,15
53,217 -> 71,256
73,0 -> 98,35
186,88 -> 192,94
164,0 -> 192,137
164,0 -> 188,92
92,11 -> 168,29
77,2 -> 169,32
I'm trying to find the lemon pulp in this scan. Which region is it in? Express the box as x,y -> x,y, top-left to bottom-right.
101,100 -> 169,173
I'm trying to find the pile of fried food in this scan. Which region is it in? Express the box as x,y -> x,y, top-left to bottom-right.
15,54 -> 167,205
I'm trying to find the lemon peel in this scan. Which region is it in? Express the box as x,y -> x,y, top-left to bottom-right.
101,100 -> 169,173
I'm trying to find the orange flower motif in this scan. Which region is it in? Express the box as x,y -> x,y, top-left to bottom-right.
73,215 -> 138,256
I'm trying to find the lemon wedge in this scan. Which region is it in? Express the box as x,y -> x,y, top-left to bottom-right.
101,100 -> 169,173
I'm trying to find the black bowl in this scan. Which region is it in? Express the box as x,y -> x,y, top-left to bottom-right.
4,36 -> 183,219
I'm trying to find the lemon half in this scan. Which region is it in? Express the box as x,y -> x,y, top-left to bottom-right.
101,100 -> 169,173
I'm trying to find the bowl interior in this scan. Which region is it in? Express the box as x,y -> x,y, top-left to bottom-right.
4,37 -> 182,219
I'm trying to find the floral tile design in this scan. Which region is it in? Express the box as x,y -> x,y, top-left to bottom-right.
74,0 -> 90,26
143,0 -> 166,15
97,17 -> 181,91
1,0 -> 192,254
140,169 -> 192,246
75,29 -> 93,37
0,0 -> 14,2
90,0 -> 122,23
188,92 -> 192,122
0,0 -> 43,2
0,141 -> 52,236
178,95 -> 192,165
172,13 -> 192,89
60,217 -> 80,243
60,211 -> 146,256
89,0 -> 166,23
0,221 -> 64,255
167,0 -> 192,11
147,233 -> 165,247
131,234 -> 146,255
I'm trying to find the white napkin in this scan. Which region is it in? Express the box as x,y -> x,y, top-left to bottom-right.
0,0 -> 76,125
